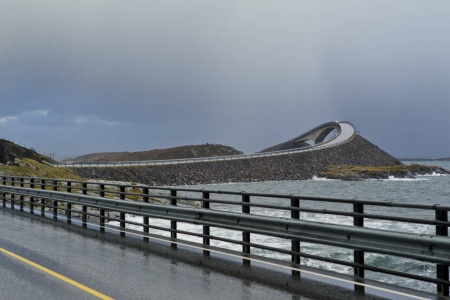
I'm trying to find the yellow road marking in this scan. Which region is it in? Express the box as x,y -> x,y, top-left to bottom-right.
0,248 -> 113,300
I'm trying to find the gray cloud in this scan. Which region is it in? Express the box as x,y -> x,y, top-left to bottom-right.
1,1 -> 450,159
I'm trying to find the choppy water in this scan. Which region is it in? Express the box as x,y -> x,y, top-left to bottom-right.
110,160 -> 450,294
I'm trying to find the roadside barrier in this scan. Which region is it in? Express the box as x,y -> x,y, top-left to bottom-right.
1,175 -> 448,297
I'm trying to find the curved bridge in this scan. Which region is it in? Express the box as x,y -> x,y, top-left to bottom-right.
55,121 -> 356,168
260,121 -> 354,153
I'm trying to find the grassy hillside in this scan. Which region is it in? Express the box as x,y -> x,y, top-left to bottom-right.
0,139 -> 56,165
0,158 -> 82,179
65,144 -> 244,163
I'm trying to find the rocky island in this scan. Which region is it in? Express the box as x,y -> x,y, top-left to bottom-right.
319,164 -> 450,180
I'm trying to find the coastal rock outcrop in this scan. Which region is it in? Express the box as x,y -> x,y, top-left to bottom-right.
0,139 -> 55,165
73,135 -> 404,186
319,164 -> 450,180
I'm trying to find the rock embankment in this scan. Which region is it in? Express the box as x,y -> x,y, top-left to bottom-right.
73,135 -> 403,186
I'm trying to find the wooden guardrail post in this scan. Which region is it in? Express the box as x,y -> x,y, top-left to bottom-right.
202,191 -> 210,255
242,194 -> 251,265
10,178 -> 15,210
19,178 -> 24,211
170,190 -> 177,248
66,181 -> 72,224
82,182 -> 88,227
291,198 -> 300,277
40,179 -> 46,217
119,186 -> 126,236
436,208 -> 449,297
1,177 -> 6,208
142,187 -> 149,242
353,202 -> 365,294
10,192 -> 14,210
29,178 -> 34,213
99,184 -> 105,232
52,180 -> 58,220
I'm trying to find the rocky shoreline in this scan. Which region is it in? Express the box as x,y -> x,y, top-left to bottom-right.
318,164 -> 450,181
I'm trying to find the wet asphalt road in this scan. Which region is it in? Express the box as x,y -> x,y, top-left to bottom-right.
0,208 -> 429,300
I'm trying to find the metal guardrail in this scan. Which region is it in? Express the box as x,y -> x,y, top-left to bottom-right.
1,176 -> 449,297
53,122 -> 356,168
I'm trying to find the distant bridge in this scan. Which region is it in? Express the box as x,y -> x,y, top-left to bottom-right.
54,121 -> 356,168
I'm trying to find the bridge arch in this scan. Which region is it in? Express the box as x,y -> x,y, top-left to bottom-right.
259,121 -> 351,153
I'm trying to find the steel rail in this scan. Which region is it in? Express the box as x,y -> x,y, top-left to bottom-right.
4,176 -> 450,211
1,176 -> 449,296
2,185 -> 450,266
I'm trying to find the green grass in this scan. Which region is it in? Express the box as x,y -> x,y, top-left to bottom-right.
321,164 -> 410,176
0,158 -> 83,180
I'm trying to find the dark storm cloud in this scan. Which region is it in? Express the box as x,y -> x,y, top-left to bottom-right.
1,1 -> 450,158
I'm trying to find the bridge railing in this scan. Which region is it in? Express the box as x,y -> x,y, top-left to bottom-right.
1,175 -> 448,297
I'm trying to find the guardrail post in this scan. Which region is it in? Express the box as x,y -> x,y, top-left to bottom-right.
66,181 -> 72,224
202,191 -> 210,255
99,184 -> 105,232
353,203 -> 365,293
10,192 -> 14,210
82,182 -> 88,227
119,186 -> 126,236
19,178 -> 24,211
1,191 -> 5,207
82,182 -> 88,195
40,179 -> 46,217
436,209 -> 449,297
2,176 -> 5,185
242,194 -> 251,265
52,180 -> 58,220
291,198 -> 300,277
82,205 -> 87,228
53,200 -> 58,220
29,178 -> 34,213
170,190 -> 177,248
11,177 -> 15,187
143,187 -> 149,242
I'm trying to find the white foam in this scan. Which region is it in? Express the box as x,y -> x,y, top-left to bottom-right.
311,175 -> 336,181
417,172 -> 447,177
382,176 -> 429,182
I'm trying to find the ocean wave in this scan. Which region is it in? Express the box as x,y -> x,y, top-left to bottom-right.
311,175 -> 336,181
381,176 -> 429,182
416,172 -> 447,177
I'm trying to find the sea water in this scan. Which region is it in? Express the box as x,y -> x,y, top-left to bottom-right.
110,161 -> 450,294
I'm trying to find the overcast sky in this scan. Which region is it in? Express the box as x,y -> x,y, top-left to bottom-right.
1,1 -> 449,159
